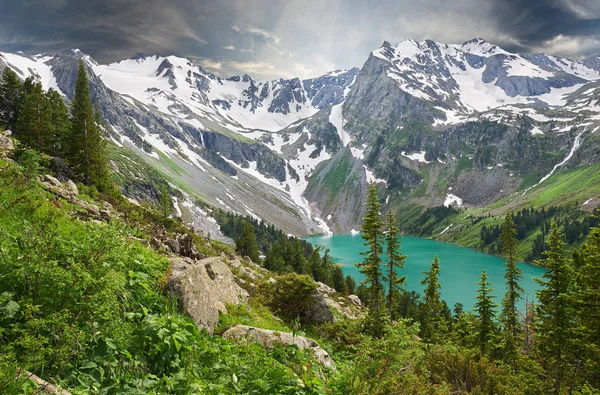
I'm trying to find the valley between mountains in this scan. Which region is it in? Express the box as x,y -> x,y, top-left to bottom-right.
2,37 -> 600,259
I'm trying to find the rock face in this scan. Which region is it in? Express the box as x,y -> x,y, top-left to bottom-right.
303,282 -> 365,323
0,130 -> 14,156
166,256 -> 249,333
221,324 -> 336,371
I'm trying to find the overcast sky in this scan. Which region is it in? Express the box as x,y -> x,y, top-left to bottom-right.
0,0 -> 599,79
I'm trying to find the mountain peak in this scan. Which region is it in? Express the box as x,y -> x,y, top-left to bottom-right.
460,38 -> 508,57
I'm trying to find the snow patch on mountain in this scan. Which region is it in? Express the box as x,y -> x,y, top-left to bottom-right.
329,103 -> 353,146
0,52 -> 64,95
401,151 -> 431,164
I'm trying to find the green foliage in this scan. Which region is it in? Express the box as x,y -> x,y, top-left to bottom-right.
256,273 -> 317,322
0,67 -> 23,130
385,209 -> 406,321
332,321 -> 532,395
499,211 -> 524,363
576,226 -> 600,387
474,270 -> 497,356
15,79 -> 52,153
419,255 -> 448,343
67,59 -> 109,189
535,220 -> 576,395
356,184 -> 386,336
235,220 -> 260,263
159,183 -> 171,224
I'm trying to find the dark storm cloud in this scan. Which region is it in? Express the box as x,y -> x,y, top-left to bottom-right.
488,0 -> 600,55
0,0 -> 599,79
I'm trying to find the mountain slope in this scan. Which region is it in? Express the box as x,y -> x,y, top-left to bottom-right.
2,38 -> 600,238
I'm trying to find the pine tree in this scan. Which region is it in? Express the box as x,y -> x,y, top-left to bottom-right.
332,265 -> 346,293
16,80 -> 52,153
236,221 -> 260,263
0,67 -> 23,130
535,220 -> 575,395
68,59 -> 108,188
475,270 -> 497,356
160,184 -> 171,223
419,255 -> 447,342
46,88 -> 70,156
575,226 -> 600,386
356,183 -> 386,336
345,275 -> 356,295
499,211 -> 523,361
385,208 -> 406,321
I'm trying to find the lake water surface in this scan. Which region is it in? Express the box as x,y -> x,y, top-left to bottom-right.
304,233 -> 546,310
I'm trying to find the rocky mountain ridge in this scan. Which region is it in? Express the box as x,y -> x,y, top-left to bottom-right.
2,38 -> 600,237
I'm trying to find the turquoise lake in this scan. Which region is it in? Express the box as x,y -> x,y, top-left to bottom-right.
304,233 -> 547,311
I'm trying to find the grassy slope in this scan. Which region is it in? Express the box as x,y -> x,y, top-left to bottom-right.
416,163 -> 600,259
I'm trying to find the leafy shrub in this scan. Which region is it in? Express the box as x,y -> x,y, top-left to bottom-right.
256,273 -> 317,321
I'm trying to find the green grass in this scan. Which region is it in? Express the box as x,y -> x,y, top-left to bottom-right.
155,148 -> 186,176
454,156 -> 473,179
526,163 -> 600,207
217,301 -> 291,333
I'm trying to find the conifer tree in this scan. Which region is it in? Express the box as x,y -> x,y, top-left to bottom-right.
332,265 -> 345,293
420,255 -> 447,342
475,270 -> 497,356
68,59 -> 108,188
356,183 -> 386,335
160,184 -> 171,223
499,211 -> 523,361
535,220 -> 575,395
576,226 -> 600,386
16,80 -> 52,153
46,88 -> 70,156
385,208 -> 406,321
236,221 -> 260,263
0,67 -> 23,130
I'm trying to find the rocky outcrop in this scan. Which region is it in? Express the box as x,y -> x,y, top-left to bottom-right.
166,256 -> 249,333
303,68 -> 360,109
303,282 -> 365,323
221,324 -> 336,371
150,228 -> 205,260
39,175 -> 114,222
0,130 -> 14,157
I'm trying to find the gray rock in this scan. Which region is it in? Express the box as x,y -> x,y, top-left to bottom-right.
43,174 -> 62,187
166,256 -> 249,333
66,180 -> 78,196
0,132 -> 13,154
303,281 -> 364,323
221,324 -> 336,371
348,294 -> 362,307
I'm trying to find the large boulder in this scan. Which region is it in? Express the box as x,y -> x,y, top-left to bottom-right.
166,256 -> 249,333
0,130 -> 14,156
303,282 -> 365,323
221,324 -> 336,371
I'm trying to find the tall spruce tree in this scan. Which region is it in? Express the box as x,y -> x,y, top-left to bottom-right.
420,255 -> 447,342
356,183 -> 386,335
576,226 -> 600,386
475,270 -> 497,356
535,220 -> 575,395
16,80 -> 52,153
0,67 -> 23,130
236,221 -> 260,263
499,211 -> 523,361
46,88 -> 70,156
385,208 -> 406,321
160,184 -> 171,223
68,59 -> 108,188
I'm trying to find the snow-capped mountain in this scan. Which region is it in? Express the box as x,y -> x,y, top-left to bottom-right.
1,37 -> 600,237
361,38 -> 600,124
